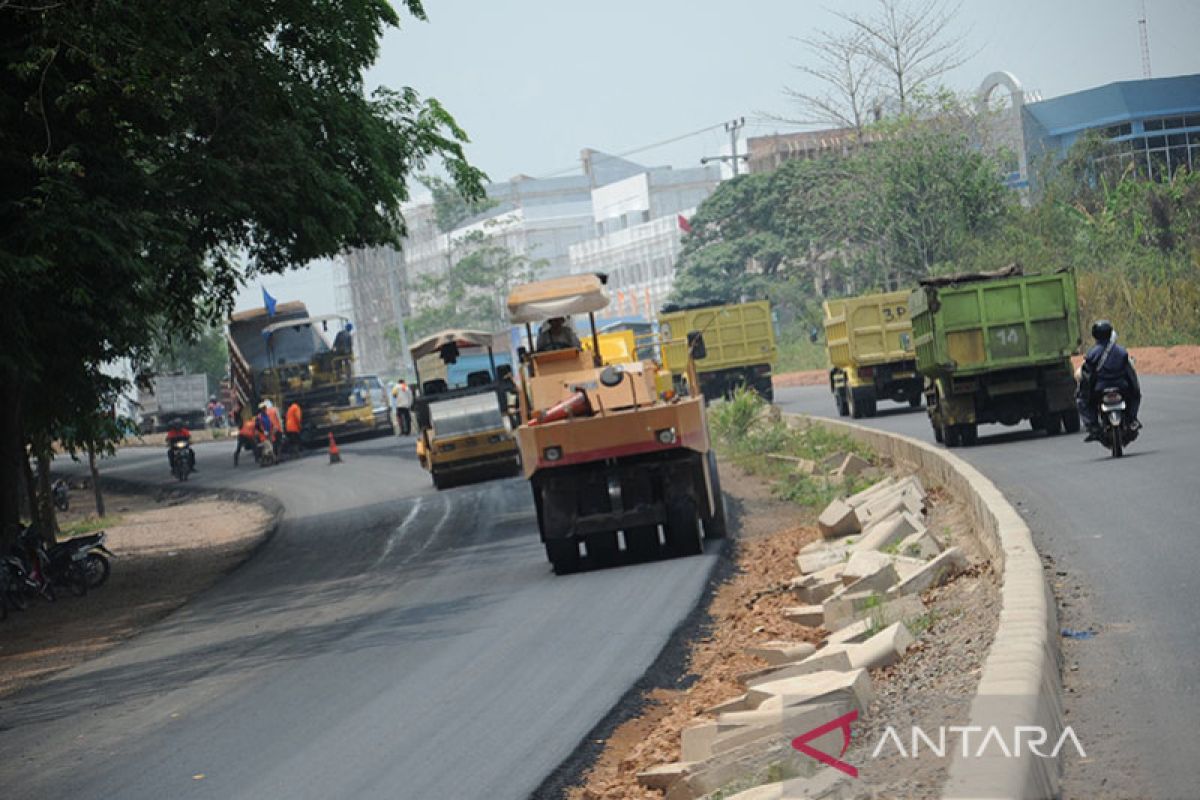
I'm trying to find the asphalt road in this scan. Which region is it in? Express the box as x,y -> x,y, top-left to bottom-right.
0,435 -> 720,799
777,376 -> 1200,799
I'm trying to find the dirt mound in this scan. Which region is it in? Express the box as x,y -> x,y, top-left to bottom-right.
772,369 -> 826,388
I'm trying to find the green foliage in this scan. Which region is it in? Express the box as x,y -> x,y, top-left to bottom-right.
0,0 -> 485,543
153,325 -> 229,392
709,387 -> 877,509
672,118 -> 1011,324
419,175 -> 499,233
406,231 -> 546,338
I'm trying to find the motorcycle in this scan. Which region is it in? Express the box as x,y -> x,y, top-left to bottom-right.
170,438 -> 194,481
52,478 -> 70,512
17,525 -> 112,598
3,548 -> 50,608
1097,388 -> 1138,458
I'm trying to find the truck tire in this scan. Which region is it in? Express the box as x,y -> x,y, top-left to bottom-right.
1043,414 -> 1063,436
959,423 -> 979,446
1062,411 -> 1081,434
932,421 -> 944,443
835,388 -> 850,417
700,450 -> 728,540
624,525 -> 661,562
545,539 -> 582,575
664,494 -> 703,557
849,387 -> 876,419
908,394 -> 922,409
755,376 -> 774,403
943,423 -> 962,447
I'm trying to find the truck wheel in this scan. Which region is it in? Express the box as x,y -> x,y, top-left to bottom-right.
959,424 -> 979,446
755,377 -> 774,403
1062,412 -> 1081,434
664,494 -> 703,557
432,471 -> 449,490
850,387 -> 877,418
700,450 -> 728,540
943,423 -> 962,447
585,532 -> 620,566
908,395 -> 922,409
932,421 -> 944,443
545,539 -> 582,575
835,389 -> 849,417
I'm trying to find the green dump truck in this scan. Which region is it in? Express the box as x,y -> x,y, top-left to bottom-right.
824,290 -> 922,418
909,266 -> 1081,447
659,300 -> 777,402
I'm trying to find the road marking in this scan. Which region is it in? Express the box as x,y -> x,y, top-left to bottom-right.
374,496 -> 423,569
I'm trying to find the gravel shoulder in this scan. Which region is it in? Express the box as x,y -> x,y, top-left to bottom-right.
566,462 -> 998,800
0,486 -> 274,699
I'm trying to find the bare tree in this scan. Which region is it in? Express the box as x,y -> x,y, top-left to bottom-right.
775,28 -> 879,139
835,0 -> 971,114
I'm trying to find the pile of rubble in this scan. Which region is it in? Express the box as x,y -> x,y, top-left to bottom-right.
637,475 -> 968,800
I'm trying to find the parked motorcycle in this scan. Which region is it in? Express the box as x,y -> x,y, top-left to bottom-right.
52,478 -> 70,512
2,549 -> 48,609
17,525 -> 110,598
170,438 -> 194,481
1097,388 -> 1138,458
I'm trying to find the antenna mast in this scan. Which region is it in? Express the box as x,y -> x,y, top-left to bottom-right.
1138,0 -> 1152,78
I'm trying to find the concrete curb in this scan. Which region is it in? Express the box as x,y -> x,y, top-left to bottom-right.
784,414 -> 1062,800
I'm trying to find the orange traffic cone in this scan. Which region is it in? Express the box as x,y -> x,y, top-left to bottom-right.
328,432 -> 342,464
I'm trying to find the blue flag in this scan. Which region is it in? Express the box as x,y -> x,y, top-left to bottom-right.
262,286 -> 278,317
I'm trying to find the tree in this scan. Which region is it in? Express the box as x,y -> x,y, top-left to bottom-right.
0,1 -> 485,546
834,0 -> 970,114
406,232 -> 545,338
419,175 -> 499,233
154,325 -> 229,393
778,29 -> 879,138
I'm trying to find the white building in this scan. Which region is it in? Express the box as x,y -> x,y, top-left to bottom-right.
569,165 -> 720,316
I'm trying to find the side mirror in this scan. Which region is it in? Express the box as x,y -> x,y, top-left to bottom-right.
599,365 -> 625,387
687,331 -> 707,360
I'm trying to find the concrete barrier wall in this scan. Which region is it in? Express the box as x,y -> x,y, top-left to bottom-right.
784,414 -> 1063,800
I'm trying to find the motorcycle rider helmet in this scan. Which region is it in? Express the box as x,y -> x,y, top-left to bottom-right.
1091,320 -> 1113,342
169,417 -> 184,430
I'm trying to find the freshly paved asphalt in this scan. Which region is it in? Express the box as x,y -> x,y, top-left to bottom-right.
778,376 -> 1200,799
0,435 -> 719,799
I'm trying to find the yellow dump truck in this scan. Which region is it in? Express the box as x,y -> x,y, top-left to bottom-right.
509,274 -> 726,575
824,290 -> 923,418
410,329 -> 521,490
659,300 -> 777,402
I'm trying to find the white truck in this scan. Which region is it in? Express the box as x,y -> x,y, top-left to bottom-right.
138,374 -> 209,432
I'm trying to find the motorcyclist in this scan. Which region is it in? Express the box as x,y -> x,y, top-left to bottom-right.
165,418 -> 196,472
1076,320 -> 1142,441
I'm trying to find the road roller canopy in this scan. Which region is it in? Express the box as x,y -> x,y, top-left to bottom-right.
507,274 -> 610,324
409,329 -> 498,360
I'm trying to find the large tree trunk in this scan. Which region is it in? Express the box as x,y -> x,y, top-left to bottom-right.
34,444 -> 60,541
88,443 -> 105,518
0,378 -> 26,550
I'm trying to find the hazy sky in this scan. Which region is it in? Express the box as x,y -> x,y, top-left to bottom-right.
236,0 -> 1200,317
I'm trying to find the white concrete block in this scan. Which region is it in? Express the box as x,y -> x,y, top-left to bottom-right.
746,640 -> 817,666
817,498 -> 861,539
783,604 -> 825,627
746,668 -> 875,712
846,622 -> 915,669
887,546 -> 968,597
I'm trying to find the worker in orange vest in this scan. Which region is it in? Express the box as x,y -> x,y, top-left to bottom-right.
266,401 -> 283,452
285,401 -> 303,459
234,413 -> 257,466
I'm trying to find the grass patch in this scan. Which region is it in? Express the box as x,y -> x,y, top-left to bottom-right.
709,385 -> 879,509
61,515 -> 123,538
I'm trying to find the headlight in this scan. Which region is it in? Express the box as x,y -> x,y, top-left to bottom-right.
655,427 -> 677,445
174,441 -> 187,448
543,445 -> 563,462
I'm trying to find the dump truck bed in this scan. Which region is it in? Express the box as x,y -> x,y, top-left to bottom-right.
909,269 -> 1080,377
823,290 -> 913,369
659,301 -> 777,374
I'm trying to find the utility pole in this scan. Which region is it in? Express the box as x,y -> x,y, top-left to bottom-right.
1137,0 -> 1152,78
386,248 -> 413,382
725,117 -> 745,176
701,117 -> 749,176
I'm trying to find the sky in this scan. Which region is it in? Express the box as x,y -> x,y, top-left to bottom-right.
234,0 -> 1200,318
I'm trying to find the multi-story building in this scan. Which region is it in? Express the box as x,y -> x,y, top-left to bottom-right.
568,165 -> 721,315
